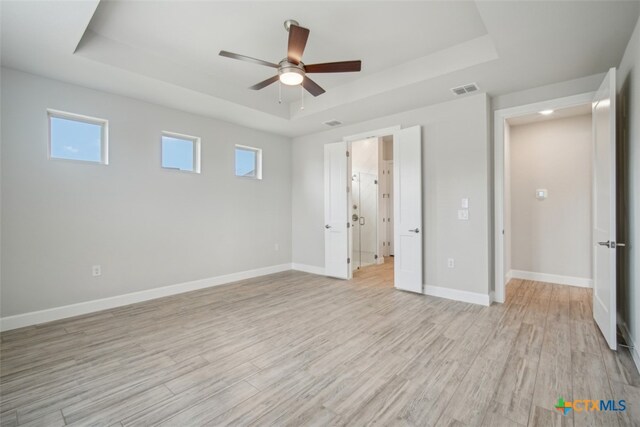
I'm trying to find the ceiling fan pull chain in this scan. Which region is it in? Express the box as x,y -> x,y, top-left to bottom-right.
278,81 -> 282,104
301,84 -> 304,110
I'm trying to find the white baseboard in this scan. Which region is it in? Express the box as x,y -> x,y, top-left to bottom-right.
509,270 -> 592,288
0,263 -> 292,332
505,270 -> 513,282
617,314 -> 640,374
291,263 -> 325,276
424,285 -> 491,306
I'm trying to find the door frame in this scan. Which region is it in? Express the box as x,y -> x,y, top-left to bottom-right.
343,126 -> 400,275
343,126 -> 401,145
493,92 -> 595,303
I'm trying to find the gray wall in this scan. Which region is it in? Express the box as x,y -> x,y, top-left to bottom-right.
510,114 -> 592,279
291,94 -> 491,296
1,68 -> 292,317
618,17 -> 640,361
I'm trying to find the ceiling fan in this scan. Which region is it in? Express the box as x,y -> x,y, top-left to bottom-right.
219,19 -> 362,97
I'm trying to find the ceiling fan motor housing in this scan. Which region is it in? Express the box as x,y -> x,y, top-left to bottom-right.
284,19 -> 300,32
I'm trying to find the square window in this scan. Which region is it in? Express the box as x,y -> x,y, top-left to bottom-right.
48,110 -> 108,164
235,145 -> 262,179
161,132 -> 200,173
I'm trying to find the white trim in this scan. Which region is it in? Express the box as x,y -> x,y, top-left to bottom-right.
291,263 -> 325,276
161,131 -> 201,174
509,270 -> 593,288
342,126 -> 400,143
505,270 -> 513,282
493,92 -> 595,304
617,314 -> 640,374
47,108 -> 109,165
424,285 -> 491,306
235,144 -> 263,180
0,264 -> 291,331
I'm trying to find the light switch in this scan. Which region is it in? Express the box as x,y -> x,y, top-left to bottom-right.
536,189 -> 548,200
458,209 -> 469,220
461,198 -> 469,208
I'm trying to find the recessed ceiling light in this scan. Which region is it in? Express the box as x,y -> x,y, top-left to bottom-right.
539,109 -> 554,115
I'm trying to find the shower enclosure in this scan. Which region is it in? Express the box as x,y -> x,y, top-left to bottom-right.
351,172 -> 378,270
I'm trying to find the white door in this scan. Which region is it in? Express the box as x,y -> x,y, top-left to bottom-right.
393,126 -> 423,292
324,141 -> 350,279
592,68 -> 617,350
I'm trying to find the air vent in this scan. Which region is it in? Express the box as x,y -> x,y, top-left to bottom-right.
323,119 -> 342,127
451,83 -> 479,96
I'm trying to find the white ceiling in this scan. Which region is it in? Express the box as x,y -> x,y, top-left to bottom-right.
2,1 -> 639,137
507,103 -> 592,126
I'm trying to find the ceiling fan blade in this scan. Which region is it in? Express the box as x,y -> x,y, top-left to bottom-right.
249,75 -> 280,90
287,25 -> 310,65
302,76 -> 325,97
305,60 -> 362,73
219,50 -> 279,68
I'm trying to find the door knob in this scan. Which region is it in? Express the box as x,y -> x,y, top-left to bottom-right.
409,228 -> 420,233
610,241 -> 625,249
325,224 -> 332,229
598,240 -> 625,248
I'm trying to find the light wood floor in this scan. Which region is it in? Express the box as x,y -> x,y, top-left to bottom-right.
1,261 -> 639,426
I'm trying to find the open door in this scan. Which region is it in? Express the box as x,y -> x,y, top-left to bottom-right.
324,141 -> 351,279
592,68 -> 618,350
393,126 -> 423,292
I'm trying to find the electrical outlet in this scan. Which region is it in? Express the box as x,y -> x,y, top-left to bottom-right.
92,265 -> 101,277
274,243 -> 279,251
447,258 -> 455,268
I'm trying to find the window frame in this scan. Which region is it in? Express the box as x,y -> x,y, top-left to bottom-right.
234,144 -> 262,180
47,109 -> 109,165
161,131 -> 201,174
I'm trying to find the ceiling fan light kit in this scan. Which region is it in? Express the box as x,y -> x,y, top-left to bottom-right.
278,61 -> 305,86
219,19 -> 362,100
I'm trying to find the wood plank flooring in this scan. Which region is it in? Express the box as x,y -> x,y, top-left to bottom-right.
1,261 -> 639,426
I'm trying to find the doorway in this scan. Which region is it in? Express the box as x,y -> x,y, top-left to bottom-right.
495,92 -> 595,301
504,104 -> 593,287
494,69 -> 620,350
324,125 -> 423,292
350,136 -> 394,276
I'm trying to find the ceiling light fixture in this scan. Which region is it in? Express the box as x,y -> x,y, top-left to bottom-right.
539,109 -> 554,115
278,64 -> 304,86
